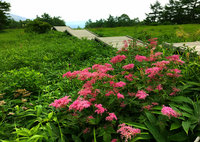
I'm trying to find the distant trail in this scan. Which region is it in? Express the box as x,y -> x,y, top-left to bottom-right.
53,26 -> 200,55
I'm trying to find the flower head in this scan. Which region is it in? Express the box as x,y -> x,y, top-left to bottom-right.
110,55 -> 126,64
117,123 -> 141,142
161,105 -> 180,118
95,104 -> 107,115
136,90 -> 149,100
105,113 -> 117,121
69,98 -> 91,111
49,96 -> 71,109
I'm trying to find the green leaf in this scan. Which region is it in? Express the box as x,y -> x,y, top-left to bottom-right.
169,131 -> 188,141
93,127 -> 97,142
170,122 -> 181,131
103,133 -> 111,142
72,135 -> 81,142
27,135 -> 44,142
36,105 -> 42,117
145,111 -> 156,124
169,96 -> 192,104
145,121 -> 166,142
48,112 -> 53,120
182,121 -> 191,135
124,122 -> 148,130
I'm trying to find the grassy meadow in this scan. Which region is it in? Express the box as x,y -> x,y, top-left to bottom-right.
88,24 -> 200,43
0,28 -> 200,141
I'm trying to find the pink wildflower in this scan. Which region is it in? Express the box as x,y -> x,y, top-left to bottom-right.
69,98 -> 91,112
78,88 -> 92,97
114,81 -> 126,88
152,102 -> 159,106
124,40 -> 129,48
156,84 -> 163,91
135,55 -> 147,62
146,86 -> 153,92
161,105 -> 180,118
105,113 -> 117,121
124,74 -> 133,81
128,92 -> 136,97
145,67 -> 161,78
136,90 -> 149,100
49,96 -> 71,109
142,105 -> 153,110
92,64 -> 114,73
111,139 -> 118,142
88,115 -> 94,119
95,104 -> 107,115
110,55 -> 126,64
117,123 -> 141,142
83,127 -> 90,134
105,90 -> 115,96
62,71 -> 80,78
117,93 -> 124,99
152,60 -> 170,68
167,69 -> 182,78
120,101 -> 126,107
122,64 -> 134,70
166,55 -> 180,61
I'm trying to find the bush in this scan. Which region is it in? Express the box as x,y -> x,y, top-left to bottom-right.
0,67 -> 45,96
25,20 -> 51,33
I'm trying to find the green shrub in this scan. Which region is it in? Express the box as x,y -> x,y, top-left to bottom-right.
25,20 -> 51,34
0,67 -> 45,96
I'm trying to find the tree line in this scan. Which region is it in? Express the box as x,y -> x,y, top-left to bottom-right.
86,0 -> 200,28
145,0 -> 200,25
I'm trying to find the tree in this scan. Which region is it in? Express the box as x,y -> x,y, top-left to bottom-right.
0,0 -> 10,29
145,1 -> 163,24
36,13 -> 65,26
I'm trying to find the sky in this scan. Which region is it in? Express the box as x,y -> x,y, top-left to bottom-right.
4,0 -> 169,27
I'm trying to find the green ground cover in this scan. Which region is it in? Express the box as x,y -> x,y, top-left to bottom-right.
0,29 -> 200,141
88,24 -> 200,43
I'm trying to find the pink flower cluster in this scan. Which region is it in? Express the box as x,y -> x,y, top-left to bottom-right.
110,55 -> 126,64
145,67 -> 161,78
114,81 -> 126,88
161,105 -> 180,118
148,38 -> 158,48
124,74 -> 133,81
49,96 -> 71,109
92,63 -> 114,73
69,98 -> 91,112
136,90 -> 149,99
105,113 -> 117,121
142,102 -> 159,110
166,69 -> 182,78
166,55 -> 185,64
122,64 -> 134,70
95,104 -> 107,115
135,55 -> 147,62
170,87 -> 181,96
117,123 -> 141,142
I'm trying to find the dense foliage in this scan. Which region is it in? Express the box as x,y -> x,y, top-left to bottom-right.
0,0 -> 10,29
85,14 -> 141,28
24,20 -> 52,33
36,13 -> 66,26
0,29 -> 200,141
145,0 -> 200,25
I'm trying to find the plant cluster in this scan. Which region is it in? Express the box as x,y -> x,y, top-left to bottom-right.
24,20 -> 52,33
46,38 -> 200,141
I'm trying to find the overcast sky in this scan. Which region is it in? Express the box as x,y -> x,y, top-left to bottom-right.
4,0 -> 169,22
